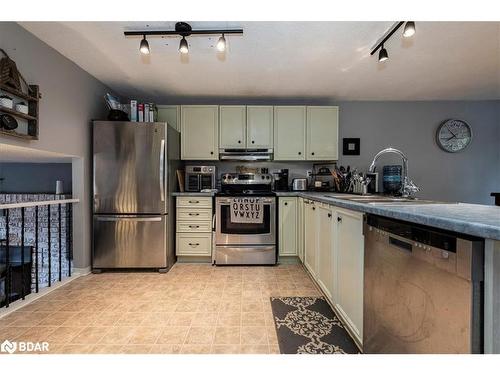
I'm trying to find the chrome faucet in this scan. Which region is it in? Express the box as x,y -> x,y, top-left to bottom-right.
368,147 -> 420,198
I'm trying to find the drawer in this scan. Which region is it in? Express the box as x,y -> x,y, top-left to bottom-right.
177,196 -> 212,208
177,221 -> 212,232
176,233 -> 212,256
177,208 -> 212,221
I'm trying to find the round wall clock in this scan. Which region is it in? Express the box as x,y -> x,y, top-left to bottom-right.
436,119 -> 473,153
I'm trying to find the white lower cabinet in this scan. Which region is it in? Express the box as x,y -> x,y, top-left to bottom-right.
303,200 -> 318,277
333,207 -> 364,344
298,199 -> 364,347
297,198 -> 305,262
279,197 -> 298,256
316,204 -> 334,301
176,196 -> 213,257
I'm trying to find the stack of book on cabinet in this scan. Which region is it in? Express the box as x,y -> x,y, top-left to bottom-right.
130,100 -> 157,122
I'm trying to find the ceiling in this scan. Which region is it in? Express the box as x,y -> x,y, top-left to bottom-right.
19,21 -> 500,101
0,144 -> 74,163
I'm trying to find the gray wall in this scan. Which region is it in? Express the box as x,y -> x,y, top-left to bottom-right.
336,101 -> 500,205
0,163 -> 72,193
0,22 -> 112,269
176,99 -> 499,205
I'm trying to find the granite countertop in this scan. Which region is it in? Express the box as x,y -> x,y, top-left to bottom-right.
173,191 -> 500,240
276,191 -> 500,241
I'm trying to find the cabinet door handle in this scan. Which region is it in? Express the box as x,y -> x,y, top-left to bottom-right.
188,243 -> 200,246
251,140 -> 255,144
284,202 -> 288,206
298,152 -> 302,155
238,140 -> 241,144
311,152 -> 315,156
328,213 -> 332,218
189,225 -> 200,228
337,216 -> 342,222
188,200 -> 199,204
210,151 -> 214,155
312,207 -> 316,210
188,213 -> 200,216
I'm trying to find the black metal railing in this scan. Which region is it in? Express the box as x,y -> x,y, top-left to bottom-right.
0,198 -> 77,308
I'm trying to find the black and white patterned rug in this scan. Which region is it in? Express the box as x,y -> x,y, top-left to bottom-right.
270,297 -> 360,354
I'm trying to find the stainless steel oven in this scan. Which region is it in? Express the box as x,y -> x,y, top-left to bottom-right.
216,196 -> 276,245
214,173 -> 277,265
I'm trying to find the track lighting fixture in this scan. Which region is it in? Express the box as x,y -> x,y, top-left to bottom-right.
378,45 -> 388,62
139,35 -> 150,54
179,36 -> 189,54
370,21 -> 416,63
216,34 -> 226,52
125,22 -> 243,56
403,21 -> 416,38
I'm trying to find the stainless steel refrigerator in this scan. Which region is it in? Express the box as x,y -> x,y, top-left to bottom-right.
92,121 -> 180,271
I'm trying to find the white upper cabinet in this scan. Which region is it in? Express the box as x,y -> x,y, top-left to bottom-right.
219,105 -> 246,149
157,105 -> 181,132
181,105 -> 219,160
306,106 -> 339,160
247,106 -> 273,148
274,106 -> 306,160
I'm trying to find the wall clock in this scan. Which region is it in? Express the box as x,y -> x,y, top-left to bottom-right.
436,119 -> 473,153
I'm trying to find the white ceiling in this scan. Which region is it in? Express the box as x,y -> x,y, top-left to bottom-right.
19,21 -> 500,101
0,144 -> 74,163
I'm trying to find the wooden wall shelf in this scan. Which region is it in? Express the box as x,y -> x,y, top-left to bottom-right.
0,84 -> 39,140
0,106 -> 37,121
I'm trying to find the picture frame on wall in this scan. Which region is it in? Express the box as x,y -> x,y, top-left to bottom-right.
343,138 -> 360,155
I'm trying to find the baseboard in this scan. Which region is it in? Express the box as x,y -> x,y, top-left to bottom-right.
73,266 -> 91,276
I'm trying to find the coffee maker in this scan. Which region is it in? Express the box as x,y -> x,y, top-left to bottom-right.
273,169 -> 289,191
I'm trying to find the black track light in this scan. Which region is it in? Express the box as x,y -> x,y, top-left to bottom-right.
179,36 -> 189,54
378,45 -> 389,62
216,34 -> 226,52
403,21 -> 416,38
139,35 -> 150,55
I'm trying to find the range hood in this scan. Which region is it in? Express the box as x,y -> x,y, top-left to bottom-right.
219,148 -> 273,161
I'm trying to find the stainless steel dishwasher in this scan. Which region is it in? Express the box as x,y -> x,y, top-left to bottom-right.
363,214 -> 484,354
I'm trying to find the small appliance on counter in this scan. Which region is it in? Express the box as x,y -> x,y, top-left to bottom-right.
292,178 -> 308,191
311,165 -> 334,191
273,169 -> 289,191
185,165 -> 216,192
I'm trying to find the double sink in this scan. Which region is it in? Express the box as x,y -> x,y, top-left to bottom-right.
322,194 -> 446,206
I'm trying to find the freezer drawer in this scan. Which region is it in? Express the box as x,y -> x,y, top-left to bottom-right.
93,215 -> 166,268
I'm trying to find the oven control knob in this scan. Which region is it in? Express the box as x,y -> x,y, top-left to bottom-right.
261,176 -> 265,179
266,176 -> 270,179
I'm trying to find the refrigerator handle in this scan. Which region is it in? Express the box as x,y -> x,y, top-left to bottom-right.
95,216 -> 162,222
160,139 -> 165,201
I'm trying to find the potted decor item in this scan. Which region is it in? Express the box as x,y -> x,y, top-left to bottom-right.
0,94 -> 13,109
15,101 -> 28,114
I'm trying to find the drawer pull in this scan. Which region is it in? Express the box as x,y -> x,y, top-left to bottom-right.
188,200 -> 200,204
188,243 -> 200,247
188,213 -> 200,216
328,213 -> 332,218
189,225 -> 200,229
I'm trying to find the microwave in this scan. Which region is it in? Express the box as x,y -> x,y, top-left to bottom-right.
185,165 -> 216,192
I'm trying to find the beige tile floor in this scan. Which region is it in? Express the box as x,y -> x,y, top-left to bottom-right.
0,263 -> 322,354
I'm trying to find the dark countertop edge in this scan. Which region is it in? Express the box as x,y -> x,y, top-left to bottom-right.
172,192 -> 215,196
